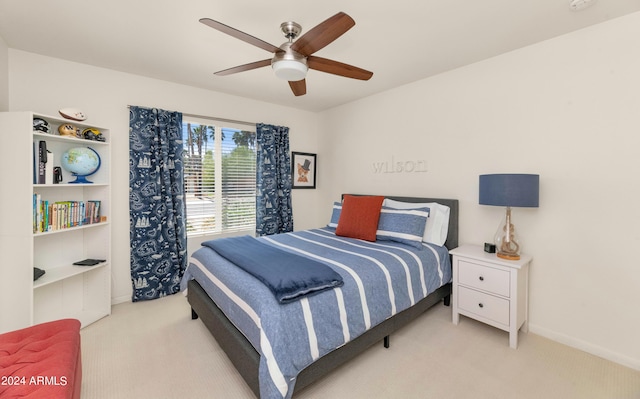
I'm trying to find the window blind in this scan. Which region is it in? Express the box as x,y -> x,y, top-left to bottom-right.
183,122 -> 255,236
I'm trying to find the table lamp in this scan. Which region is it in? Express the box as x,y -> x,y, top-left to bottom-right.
479,174 -> 539,260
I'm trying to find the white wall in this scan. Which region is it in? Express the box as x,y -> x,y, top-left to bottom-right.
319,12 -> 640,370
0,35 -> 8,111
8,50 -> 321,304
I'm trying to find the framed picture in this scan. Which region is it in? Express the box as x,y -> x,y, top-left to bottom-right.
291,152 -> 316,189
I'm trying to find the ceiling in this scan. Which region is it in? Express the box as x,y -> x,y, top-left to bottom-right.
1,0 -> 639,112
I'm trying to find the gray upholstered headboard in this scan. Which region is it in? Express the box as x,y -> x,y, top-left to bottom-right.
342,194 -> 459,251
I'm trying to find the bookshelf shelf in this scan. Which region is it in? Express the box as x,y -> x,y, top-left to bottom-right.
33,131 -> 108,145
33,262 -> 108,289
33,221 -> 109,237
34,183 -> 109,188
0,111 -> 112,333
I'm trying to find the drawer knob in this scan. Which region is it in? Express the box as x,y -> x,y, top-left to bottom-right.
478,303 -> 484,308
479,276 -> 484,281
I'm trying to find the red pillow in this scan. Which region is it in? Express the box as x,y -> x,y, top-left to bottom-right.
335,195 -> 385,241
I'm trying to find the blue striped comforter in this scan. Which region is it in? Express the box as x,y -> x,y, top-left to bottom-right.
181,228 -> 452,399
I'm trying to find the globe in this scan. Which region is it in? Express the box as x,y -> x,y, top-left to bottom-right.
61,147 -> 101,184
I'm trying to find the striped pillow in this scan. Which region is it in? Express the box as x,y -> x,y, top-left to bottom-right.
327,201 -> 342,229
383,199 -> 450,246
376,206 -> 430,248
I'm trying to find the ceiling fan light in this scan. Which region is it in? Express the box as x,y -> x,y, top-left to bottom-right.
272,60 -> 308,81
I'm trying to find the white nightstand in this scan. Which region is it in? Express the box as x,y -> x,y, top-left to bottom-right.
450,244 -> 532,349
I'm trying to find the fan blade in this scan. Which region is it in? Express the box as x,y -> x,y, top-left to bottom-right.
200,18 -> 282,54
289,80 -> 306,96
215,59 -> 272,76
307,56 -> 373,80
290,12 -> 355,56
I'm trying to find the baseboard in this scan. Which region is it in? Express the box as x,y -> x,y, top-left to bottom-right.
528,323 -> 640,371
111,294 -> 130,305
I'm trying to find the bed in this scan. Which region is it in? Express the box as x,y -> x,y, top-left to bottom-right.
182,195 -> 459,398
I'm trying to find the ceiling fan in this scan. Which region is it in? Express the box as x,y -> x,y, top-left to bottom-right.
200,12 -> 373,96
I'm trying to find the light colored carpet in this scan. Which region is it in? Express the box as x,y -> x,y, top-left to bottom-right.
80,293 -> 640,399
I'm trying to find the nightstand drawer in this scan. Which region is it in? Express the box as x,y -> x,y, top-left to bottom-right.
458,260 -> 510,297
458,286 -> 510,326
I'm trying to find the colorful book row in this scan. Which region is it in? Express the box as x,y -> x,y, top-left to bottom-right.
33,194 -> 101,233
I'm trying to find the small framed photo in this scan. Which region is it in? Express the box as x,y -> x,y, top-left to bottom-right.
291,152 -> 316,189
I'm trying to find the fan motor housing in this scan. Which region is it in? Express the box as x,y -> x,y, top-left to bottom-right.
280,21 -> 302,40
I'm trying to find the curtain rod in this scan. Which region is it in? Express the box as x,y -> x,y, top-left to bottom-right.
182,112 -> 256,127
127,105 -> 256,127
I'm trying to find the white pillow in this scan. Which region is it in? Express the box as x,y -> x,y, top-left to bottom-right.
383,199 -> 450,246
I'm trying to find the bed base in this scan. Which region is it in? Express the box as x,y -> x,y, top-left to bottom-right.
188,278 -> 451,397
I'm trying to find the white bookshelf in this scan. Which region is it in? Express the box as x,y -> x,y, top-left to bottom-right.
0,111 -> 112,333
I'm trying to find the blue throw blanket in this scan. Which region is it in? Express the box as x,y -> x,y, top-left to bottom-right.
202,235 -> 344,303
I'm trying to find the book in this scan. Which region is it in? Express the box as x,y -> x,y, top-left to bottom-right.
33,143 -> 37,184
45,151 -> 54,184
73,259 -> 105,266
88,200 -> 101,224
38,141 -> 47,184
33,193 -> 38,232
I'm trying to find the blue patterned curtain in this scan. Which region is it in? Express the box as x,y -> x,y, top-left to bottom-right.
129,106 -> 187,301
255,123 -> 293,236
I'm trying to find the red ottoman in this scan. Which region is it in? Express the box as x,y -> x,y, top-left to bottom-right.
0,319 -> 82,399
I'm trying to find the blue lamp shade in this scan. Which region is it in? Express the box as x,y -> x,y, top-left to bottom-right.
479,174 -> 539,208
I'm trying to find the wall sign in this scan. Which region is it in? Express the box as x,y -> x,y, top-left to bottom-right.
372,156 -> 428,174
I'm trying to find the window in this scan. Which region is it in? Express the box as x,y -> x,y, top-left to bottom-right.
182,117 -> 256,236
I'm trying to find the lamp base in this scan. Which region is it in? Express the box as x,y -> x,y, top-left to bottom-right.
497,252 -> 521,261
495,206 -> 521,261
